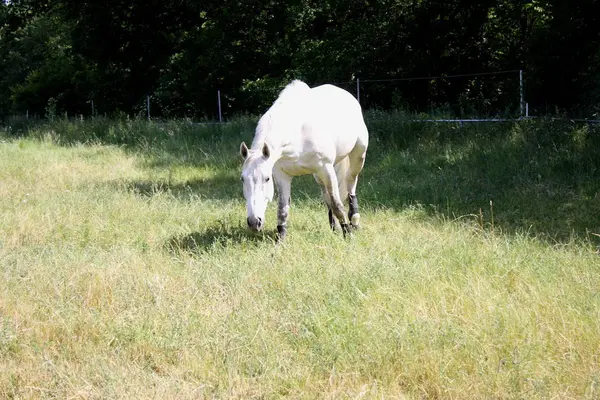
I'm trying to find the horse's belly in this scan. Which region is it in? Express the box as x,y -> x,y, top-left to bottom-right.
334,140 -> 356,160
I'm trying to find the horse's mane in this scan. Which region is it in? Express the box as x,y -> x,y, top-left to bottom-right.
251,80 -> 311,151
275,80 -> 311,103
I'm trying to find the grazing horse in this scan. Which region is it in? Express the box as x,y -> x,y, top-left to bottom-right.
239,80 -> 369,240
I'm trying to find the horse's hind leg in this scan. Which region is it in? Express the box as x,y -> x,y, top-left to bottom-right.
316,164 -> 350,236
346,143 -> 367,229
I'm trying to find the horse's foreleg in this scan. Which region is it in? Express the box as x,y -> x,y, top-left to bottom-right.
328,209 -> 336,231
318,164 -> 350,237
346,144 -> 367,229
274,170 -> 292,241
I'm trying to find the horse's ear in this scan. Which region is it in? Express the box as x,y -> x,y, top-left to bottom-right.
262,142 -> 270,159
240,142 -> 249,159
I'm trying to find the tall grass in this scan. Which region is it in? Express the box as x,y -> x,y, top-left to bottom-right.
0,114 -> 599,398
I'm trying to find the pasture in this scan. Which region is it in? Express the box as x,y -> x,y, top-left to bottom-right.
1,115 -> 599,399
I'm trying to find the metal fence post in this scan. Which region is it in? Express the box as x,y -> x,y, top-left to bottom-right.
356,78 -> 360,105
519,69 -> 524,118
218,89 -> 222,122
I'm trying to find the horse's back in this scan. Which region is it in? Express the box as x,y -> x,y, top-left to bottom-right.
305,84 -> 368,159
309,84 -> 365,127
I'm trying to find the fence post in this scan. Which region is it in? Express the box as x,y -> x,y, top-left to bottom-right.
218,89 -> 222,122
356,78 -> 360,105
519,69 -> 524,118
526,102 -> 529,117
91,100 -> 94,117
146,95 -> 150,121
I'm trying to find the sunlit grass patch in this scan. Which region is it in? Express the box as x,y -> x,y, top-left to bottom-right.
0,117 -> 599,398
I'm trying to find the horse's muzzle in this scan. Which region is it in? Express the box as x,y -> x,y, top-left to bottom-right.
247,216 -> 263,231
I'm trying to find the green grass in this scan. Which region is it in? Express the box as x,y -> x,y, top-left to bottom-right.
0,115 -> 599,398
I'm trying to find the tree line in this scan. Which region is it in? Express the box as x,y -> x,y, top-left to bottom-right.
1,0 -> 599,120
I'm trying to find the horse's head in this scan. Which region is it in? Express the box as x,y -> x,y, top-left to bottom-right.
240,141 -> 274,232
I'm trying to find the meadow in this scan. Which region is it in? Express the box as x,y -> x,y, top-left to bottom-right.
0,113 -> 599,399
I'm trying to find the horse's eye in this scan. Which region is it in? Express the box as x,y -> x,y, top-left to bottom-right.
265,177 -> 271,182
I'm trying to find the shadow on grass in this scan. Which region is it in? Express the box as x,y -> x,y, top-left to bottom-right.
120,172 -> 241,202
143,118 -> 599,245
166,224 -> 275,254
33,116 -> 599,245
359,119 -> 600,244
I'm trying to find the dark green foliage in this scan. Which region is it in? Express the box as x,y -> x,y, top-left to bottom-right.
0,0 -> 599,119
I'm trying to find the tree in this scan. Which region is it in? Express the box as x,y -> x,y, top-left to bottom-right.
0,0 -> 598,119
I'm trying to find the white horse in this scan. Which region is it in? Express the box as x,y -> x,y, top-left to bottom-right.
239,80 -> 369,240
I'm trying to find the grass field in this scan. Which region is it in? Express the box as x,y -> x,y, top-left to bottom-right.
1,114 -> 599,399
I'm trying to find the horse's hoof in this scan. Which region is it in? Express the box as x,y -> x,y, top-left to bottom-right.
350,213 -> 360,229
341,223 -> 353,238
277,225 -> 287,242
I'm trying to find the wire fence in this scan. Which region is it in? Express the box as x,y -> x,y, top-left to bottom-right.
140,69 -> 529,123
201,69 -> 528,123
3,70 -> 600,125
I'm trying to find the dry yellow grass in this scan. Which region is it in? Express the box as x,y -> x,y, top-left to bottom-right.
1,122 -> 599,399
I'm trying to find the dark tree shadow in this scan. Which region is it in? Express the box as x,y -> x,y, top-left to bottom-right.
357,120 -> 600,245
88,117 -> 599,246
108,170 -> 241,202
165,224 -> 275,254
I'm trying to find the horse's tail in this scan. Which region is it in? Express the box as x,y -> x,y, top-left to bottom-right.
335,156 -> 350,204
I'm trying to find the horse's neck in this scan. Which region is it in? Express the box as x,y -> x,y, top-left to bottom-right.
252,88 -> 310,163
252,109 -> 297,160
